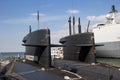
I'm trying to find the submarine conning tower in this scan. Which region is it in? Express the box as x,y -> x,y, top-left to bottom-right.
60,16 -> 96,63
22,29 -> 51,67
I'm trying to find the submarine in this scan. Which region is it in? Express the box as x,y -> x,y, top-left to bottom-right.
0,15 -> 120,80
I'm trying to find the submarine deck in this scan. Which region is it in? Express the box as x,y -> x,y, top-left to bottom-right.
1,60 -> 85,80
54,59 -> 120,80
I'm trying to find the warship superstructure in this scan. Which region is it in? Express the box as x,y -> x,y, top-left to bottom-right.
93,5 -> 120,58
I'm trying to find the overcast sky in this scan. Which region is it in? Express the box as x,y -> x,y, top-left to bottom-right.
0,0 -> 120,52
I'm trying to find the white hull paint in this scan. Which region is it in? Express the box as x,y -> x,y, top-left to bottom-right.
93,24 -> 120,58
95,41 -> 120,58
93,5 -> 120,58
93,24 -> 120,43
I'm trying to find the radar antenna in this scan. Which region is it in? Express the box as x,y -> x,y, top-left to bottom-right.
109,5 -> 118,13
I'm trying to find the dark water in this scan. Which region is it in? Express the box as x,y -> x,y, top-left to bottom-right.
97,58 -> 120,67
0,52 -> 24,59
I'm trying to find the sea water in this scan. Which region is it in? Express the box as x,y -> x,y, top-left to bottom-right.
0,52 -> 24,59
97,58 -> 120,67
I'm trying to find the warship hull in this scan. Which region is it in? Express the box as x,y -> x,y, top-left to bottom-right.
93,24 -> 120,58
95,41 -> 120,58
93,5 -> 120,58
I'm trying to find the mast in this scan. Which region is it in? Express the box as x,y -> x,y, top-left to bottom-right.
78,17 -> 81,33
29,25 -> 32,33
87,20 -> 90,32
37,11 -> 40,29
68,17 -> 72,36
73,16 -> 75,34
106,5 -> 118,24
109,5 -> 118,13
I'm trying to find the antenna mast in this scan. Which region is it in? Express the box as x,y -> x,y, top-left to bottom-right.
37,11 -> 40,30
29,25 -> 32,33
73,16 -> 75,34
87,20 -> 90,32
68,17 -> 72,36
78,17 -> 81,33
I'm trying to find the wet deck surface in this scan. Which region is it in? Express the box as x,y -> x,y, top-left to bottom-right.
1,61 -> 84,80
54,59 -> 120,80
1,60 -> 120,80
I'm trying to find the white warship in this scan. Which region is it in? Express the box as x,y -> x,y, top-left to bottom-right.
93,5 -> 120,58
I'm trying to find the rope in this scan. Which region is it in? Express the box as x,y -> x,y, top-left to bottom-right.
61,70 -> 82,80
